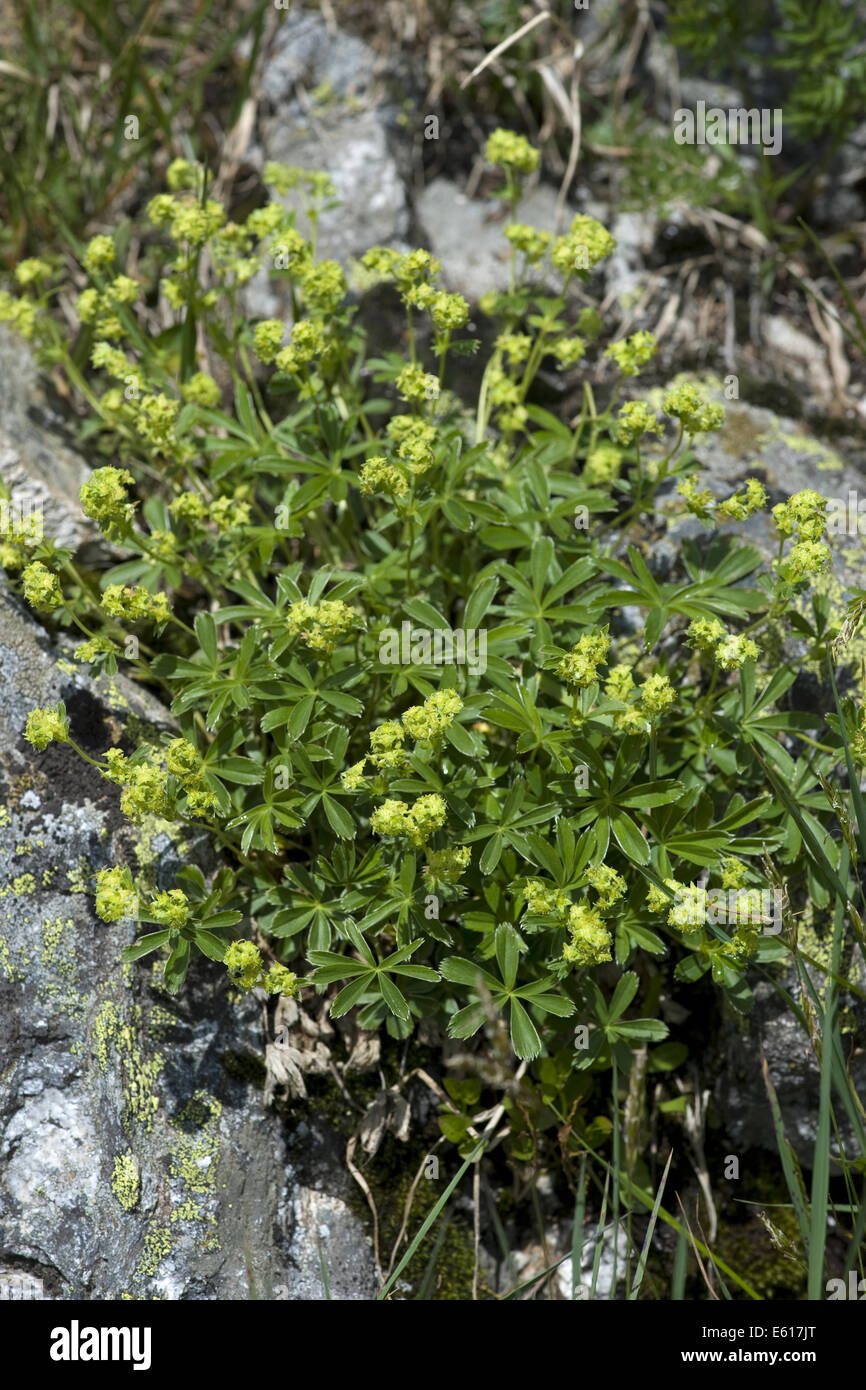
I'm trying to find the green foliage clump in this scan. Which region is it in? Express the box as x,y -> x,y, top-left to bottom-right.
1,134 -> 860,1105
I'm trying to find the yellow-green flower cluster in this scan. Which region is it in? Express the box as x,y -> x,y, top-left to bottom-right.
617,400 -> 664,445
771,489 -> 826,541
425,846 -> 471,885
551,215 -> 617,274
285,598 -> 358,653
80,466 -> 137,532
0,292 -> 39,339
210,494 -> 251,532
150,889 -> 191,929
275,319 -> 326,374
553,336 -> 586,368
371,794 -> 447,846
504,223 -> 551,263
263,162 -> 335,199
496,332 -> 533,363
389,417 -> 437,473
667,883 -> 706,932
369,720 -> 407,771
429,291 -> 469,332
585,863 -> 626,909
134,393 -> 179,450
253,319 -> 285,363
263,964 -> 297,997
662,383 -> 724,435
718,478 -> 767,520
102,585 -> 171,625
715,633 -> 759,670
678,475 -> 715,518
584,443 -> 622,485
102,751 -> 176,822
401,689 -> 463,742
225,940 -> 263,991
639,673 -> 676,717
485,128 -> 539,174
94,866 -> 138,922
22,561 -> 63,611
163,738 -> 217,816
563,904 -> 612,968
605,331 -> 657,377
396,365 -> 439,403
557,630 -> 611,688
777,539 -> 832,584
359,455 -> 408,499
721,856 -> 749,890
298,259 -> 346,314
82,235 -> 116,274
646,879 -> 679,913
148,195 -> 225,246
181,372 -> 221,407
604,664 -> 634,700
523,879 -> 571,917
686,617 -> 726,651
75,635 -> 118,665
24,705 -> 70,751
170,492 -> 209,525
341,759 -> 369,791
646,878 -> 701,931
14,258 -> 53,287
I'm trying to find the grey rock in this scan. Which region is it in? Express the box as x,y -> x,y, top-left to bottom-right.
604,209 -> 658,306
0,327 -> 103,560
714,972 -> 866,1166
416,179 -> 563,301
0,585 -> 376,1299
243,12 -> 408,320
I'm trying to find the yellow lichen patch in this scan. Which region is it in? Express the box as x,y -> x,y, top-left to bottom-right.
37,916 -> 83,1019
0,872 -> 37,898
66,858 -> 91,894
771,428 -> 845,473
0,934 -> 23,982
91,999 -> 164,1133
111,1152 -> 140,1211
169,1090 -> 222,1195
135,1225 -> 172,1280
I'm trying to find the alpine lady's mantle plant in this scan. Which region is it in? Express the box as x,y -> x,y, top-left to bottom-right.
1,136 -> 858,1091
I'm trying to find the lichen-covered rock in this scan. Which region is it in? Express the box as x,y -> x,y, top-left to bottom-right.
0,585 -> 376,1299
